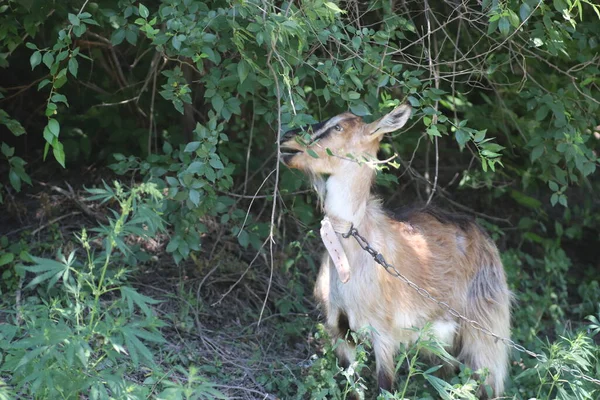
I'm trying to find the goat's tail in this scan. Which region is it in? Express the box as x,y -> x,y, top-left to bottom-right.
458,239 -> 512,397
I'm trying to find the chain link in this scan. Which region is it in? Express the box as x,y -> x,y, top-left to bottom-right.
343,226 -> 600,386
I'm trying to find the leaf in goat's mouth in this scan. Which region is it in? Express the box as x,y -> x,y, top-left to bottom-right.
280,149 -> 301,155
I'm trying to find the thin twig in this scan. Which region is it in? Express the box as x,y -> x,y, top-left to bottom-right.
258,43 -> 283,328
148,54 -> 159,154
243,102 -> 256,195
424,0 -> 440,207
32,211 -> 82,235
238,169 -> 277,235
211,238 -> 269,307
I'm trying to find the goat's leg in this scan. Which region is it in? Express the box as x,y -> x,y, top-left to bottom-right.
373,337 -> 396,393
460,262 -> 511,397
333,337 -> 356,369
331,311 -> 356,367
458,321 -> 509,398
325,312 -> 360,399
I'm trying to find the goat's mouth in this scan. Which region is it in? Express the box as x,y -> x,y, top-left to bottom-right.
279,147 -> 302,165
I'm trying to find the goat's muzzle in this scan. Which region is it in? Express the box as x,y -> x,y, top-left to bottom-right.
279,129 -> 303,166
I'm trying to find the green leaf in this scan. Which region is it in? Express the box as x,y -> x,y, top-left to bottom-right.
531,145 -> 544,162
184,142 -> 200,152
171,35 -> 181,50
30,51 -> 41,70
237,229 -> 249,248
139,3 -> 149,18
498,17 -> 510,36
165,176 -> 178,186
0,252 -> 14,267
189,189 -> 200,206
166,239 -> 179,253
48,119 -> 60,137
553,0 -> 567,12
45,102 -> 57,117
68,57 -> 79,77
123,330 -> 146,367
9,170 -> 21,192
43,125 -> 54,144
42,52 -> 54,69
51,93 -> 69,106
519,3 -> 532,21
427,125 -> 441,137
349,103 -> 370,116
68,13 -> 80,26
209,157 -> 224,169
535,105 -> 549,121
558,194 -> 567,207
111,28 -> 126,45
510,190 -> 542,210
23,256 -> 67,289
73,24 -> 87,37
548,181 -> 559,191
473,130 -> 486,142
38,79 -> 51,90
237,61 -> 249,84
1,143 -> 13,157
424,374 -> 454,399
211,94 -> 224,113
455,129 -> 470,148
324,2 -> 345,13
507,10 -> 520,28
187,161 -> 205,174
52,138 -> 66,168
0,111 -> 26,136
120,286 -> 162,316
125,29 -> 138,45
481,149 -> 501,158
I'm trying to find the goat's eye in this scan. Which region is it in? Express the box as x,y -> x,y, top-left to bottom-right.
334,124 -> 343,131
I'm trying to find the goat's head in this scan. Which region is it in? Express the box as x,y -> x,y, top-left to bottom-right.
280,104 -> 411,175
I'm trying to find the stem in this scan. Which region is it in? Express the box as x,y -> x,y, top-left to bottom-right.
536,371 -> 548,399
545,371 -> 559,400
88,248 -> 112,330
88,189 -> 134,330
399,348 -> 420,398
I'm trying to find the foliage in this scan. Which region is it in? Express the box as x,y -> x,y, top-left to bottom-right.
0,0 -> 598,398
110,115 -> 240,263
0,182 -> 223,399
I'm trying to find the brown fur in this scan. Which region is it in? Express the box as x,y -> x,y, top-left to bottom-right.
280,104 -> 512,397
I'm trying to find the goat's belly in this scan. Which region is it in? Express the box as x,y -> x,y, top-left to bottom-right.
321,254 -> 458,349
338,283 -> 457,348
388,311 -> 458,347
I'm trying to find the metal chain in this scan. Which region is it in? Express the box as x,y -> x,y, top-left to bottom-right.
342,226 -> 600,386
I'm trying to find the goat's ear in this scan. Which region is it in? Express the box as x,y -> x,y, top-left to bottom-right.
366,104 -> 411,139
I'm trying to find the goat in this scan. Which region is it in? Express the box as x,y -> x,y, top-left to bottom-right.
279,104 -> 512,397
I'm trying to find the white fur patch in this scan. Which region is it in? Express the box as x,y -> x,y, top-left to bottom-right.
432,320 -> 457,347
324,176 -> 366,224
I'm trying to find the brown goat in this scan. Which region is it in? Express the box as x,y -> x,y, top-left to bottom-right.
280,104 -> 512,397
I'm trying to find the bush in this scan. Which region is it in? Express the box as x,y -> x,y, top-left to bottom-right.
0,0 -> 598,398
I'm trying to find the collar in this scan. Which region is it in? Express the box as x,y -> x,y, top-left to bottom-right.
323,215 -> 354,235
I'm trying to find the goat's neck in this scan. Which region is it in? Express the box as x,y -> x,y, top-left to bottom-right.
324,164 -> 374,232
